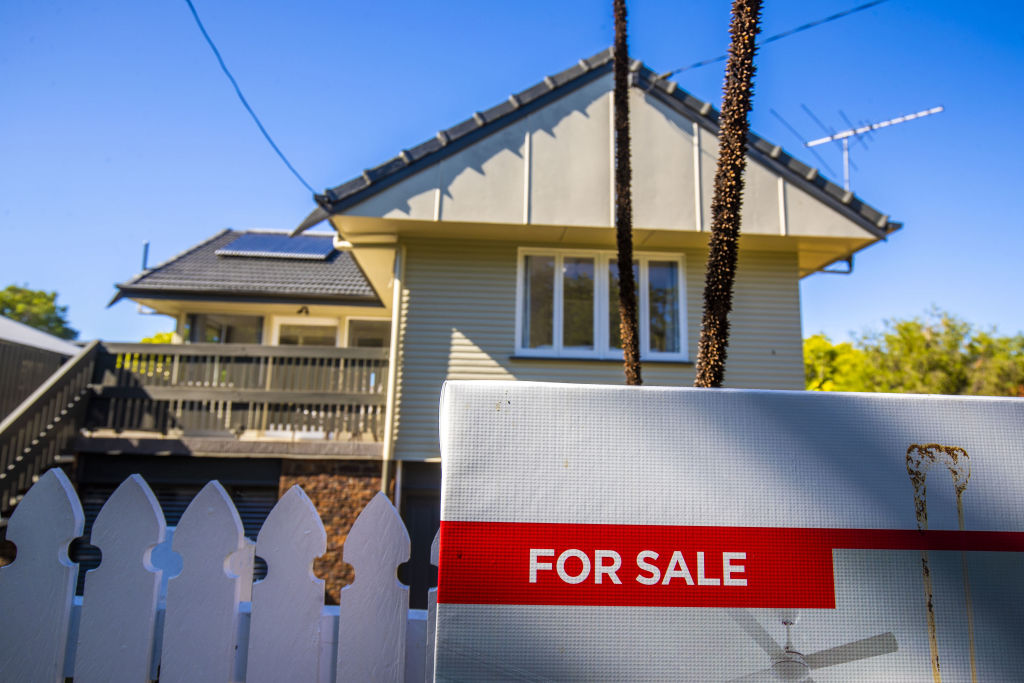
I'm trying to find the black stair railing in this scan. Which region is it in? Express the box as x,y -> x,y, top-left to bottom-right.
0,341 -> 99,518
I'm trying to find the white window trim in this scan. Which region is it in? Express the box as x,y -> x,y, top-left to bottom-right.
343,316 -> 392,347
269,316 -> 341,346
514,247 -> 689,362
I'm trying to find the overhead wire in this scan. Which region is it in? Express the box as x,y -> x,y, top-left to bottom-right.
183,0 -> 317,195
657,0 -> 889,80
180,0 -> 887,198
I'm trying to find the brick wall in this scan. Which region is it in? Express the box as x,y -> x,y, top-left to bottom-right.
279,460 -> 382,604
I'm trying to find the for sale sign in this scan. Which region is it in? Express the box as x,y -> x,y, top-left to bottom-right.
436,381 -> 1024,681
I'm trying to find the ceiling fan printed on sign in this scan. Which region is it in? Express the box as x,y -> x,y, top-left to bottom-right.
727,610 -> 897,682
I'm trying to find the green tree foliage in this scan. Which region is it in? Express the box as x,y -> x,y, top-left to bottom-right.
805,309 -> 1024,397
141,331 -> 174,344
0,285 -> 78,340
804,334 -> 868,392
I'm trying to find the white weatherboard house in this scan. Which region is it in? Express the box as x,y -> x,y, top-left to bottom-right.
293,46 -> 898,463
1,49 -> 899,607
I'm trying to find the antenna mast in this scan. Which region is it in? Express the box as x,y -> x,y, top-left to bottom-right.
805,105 -> 944,191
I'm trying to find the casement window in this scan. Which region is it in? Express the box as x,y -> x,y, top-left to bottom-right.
515,248 -> 687,361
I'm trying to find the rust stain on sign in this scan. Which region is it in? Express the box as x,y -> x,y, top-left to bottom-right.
905,443 -> 977,683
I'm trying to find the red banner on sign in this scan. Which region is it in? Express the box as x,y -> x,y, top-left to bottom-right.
437,522 -> 1024,609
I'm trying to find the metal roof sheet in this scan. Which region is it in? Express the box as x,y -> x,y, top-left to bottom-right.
0,316 -> 81,356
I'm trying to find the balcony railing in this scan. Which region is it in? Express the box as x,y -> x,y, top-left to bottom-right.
86,343 -> 389,443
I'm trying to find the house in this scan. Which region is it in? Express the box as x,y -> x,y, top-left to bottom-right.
0,49 -> 899,605
0,316 -> 80,422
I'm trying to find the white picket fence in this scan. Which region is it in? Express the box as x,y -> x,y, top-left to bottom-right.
0,469 -> 440,682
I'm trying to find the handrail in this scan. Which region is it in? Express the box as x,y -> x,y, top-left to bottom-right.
0,341 -> 98,435
88,342 -> 389,442
103,343 -> 388,360
0,341 -> 391,518
90,385 -> 387,405
0,341 -> 99,516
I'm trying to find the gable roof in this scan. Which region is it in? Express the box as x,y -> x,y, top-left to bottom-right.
293,48 -> 900,238
112,229 -> 380,306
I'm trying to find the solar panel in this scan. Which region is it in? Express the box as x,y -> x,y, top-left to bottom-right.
215,233 -> 335,260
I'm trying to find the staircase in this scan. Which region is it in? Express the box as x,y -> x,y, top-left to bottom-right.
0,341 -> 99,519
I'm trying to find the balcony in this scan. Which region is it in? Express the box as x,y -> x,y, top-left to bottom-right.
80,343 -> 389,459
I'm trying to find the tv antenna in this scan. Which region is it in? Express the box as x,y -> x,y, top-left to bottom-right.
805,105 -> 944,191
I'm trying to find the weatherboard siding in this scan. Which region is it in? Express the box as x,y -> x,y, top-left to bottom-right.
391,239 -> 804,461
340,69 -> 884,246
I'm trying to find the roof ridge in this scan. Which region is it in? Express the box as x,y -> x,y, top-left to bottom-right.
236,228 -> 334,237
295,47 -> 897,237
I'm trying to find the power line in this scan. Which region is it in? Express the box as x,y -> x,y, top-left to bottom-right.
658,0 -> 889,80
183,0 -> 317,195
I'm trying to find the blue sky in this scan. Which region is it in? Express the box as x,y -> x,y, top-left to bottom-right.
2,0 -> 1022,342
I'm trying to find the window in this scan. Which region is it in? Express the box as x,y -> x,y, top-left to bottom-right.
516,249 -> 687,360
271,316 -> 340,346
347,319 -> 392,348
185,314 -> 263,344
278,324 -> 337,346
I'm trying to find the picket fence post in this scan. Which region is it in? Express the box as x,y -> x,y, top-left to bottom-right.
337,491 -> 411,682
0,468 -> 83,682
247,485 -> 327,683
0,474 -> 438,682
161,480 -> 251,683
75,474 -> 166,683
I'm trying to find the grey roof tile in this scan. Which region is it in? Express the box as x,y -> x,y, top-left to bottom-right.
295,48 -> 900,240
114,230 -> 379,306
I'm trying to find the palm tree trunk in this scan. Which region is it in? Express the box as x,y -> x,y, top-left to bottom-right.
614,0 -> 642,386
694,0 -> 762,388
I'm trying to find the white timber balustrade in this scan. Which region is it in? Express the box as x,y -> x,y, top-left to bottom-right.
0,471 -> 439,682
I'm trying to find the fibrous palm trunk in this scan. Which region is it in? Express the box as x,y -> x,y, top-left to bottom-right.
614,0 -> 642,386
694,0 -> 762,388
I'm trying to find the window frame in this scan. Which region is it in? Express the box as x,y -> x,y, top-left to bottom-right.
269,315 -> 341,347
344,316 -> 392,348
514,247 -> 688,362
